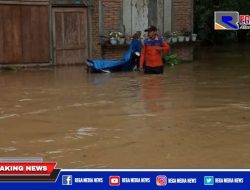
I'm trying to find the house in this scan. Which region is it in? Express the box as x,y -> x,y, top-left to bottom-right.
92,0 -> 194,61
0,0 -> 194,66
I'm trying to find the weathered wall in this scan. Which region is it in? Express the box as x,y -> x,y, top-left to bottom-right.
52,7 -> 88,65
92,0 -> 194,60
91,0 -> 124,59
103,0 -> 123,34
172,0 -> 193,31
123,0 -> 172,35
91,0 -> 101,58
172,44 -> 194,61
163,0 -> 172,32
0,0 -> 91,65
155,0 -> 172,33
131,0 -> 148,34
0,4 -> 50,64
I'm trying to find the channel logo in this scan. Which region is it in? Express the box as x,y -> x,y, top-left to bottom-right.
156,175 -> 167,186
204,176 -> 214,186
109,176 -> 120,186
62,175 -> 73,185
214,11 -> 239,30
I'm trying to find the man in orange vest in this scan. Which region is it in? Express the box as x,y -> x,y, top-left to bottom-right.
139,26 -> 170,74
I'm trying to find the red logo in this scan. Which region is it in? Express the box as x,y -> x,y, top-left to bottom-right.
109,176 -> 120,186
156,175 -> 167,186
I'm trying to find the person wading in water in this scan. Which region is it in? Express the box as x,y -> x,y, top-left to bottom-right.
139,26 -> 170,74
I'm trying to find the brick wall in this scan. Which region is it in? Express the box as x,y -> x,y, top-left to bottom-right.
102,45 -> 128,59
172,0 -> 193,31
91,0 -> 101,58
102,0 -> 124,59
91,0 -> 194,61
171,44 -> 194,62
172,0 -> 194,61
91,0 -> 123,59
103,0 -> 123,34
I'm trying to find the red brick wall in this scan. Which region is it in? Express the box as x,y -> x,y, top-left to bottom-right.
102,45 -> 128,59
102,0 -> 124,59
173,0 -> 193,31
171,44 -> 194,62
91,0 -> 123,59
172,0 -> 194,61
103,0 -> 122,34
91,0 -> 101,58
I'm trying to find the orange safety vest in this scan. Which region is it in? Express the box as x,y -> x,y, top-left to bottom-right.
139,37 -> 170,68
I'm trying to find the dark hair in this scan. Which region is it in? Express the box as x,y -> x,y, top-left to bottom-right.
145,26 -> 157,32
133,31 -> 141,39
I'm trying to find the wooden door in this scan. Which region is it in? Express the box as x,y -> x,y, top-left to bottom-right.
52,7 -> 88,65
0,4 -> 49,64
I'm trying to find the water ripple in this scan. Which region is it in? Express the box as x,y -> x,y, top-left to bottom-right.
0,114 -> 18,120
0,147 -> 16,152
18,99 -> 32,102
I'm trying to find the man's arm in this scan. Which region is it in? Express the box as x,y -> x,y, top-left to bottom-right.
161,41 -> 170,53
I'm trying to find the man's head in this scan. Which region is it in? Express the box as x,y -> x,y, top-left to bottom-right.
145,26 -> 157,38
133,31 -> 142,39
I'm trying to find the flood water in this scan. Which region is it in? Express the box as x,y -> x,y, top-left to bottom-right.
0,45 -> 250,168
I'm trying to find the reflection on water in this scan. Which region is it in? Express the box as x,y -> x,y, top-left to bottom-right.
0,45 -> 250,168
141,77 -> 165,112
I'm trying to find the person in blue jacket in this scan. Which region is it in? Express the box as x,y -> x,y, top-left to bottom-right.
131,31 -> 142,52
121,31 -> 141,71
128,31 -> 142,71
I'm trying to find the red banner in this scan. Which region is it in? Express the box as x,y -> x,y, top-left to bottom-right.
0,162 -> 56,175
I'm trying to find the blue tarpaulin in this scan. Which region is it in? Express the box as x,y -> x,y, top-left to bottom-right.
86,39 -> 141,73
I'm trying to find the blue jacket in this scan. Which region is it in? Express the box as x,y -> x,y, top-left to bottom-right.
130,39 -> 142,53
122,39 -> 142,61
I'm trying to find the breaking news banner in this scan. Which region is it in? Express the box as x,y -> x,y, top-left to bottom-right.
1,158 -> 250,189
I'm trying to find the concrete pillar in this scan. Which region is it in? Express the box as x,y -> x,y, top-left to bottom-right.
98,0 -> 104,36
157,0 -> 164,34
122,0 -> 172,35
163,0 -> 172,32
131,0 -> 148,34
123,0 -> 132,34
148,0 -> 172,34
148,0 -> 157,27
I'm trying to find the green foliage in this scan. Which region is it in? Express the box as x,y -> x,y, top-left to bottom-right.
194,0 -> 250,44
163,54 -> 180,67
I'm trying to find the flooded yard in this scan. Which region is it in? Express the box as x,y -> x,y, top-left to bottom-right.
0,45 -> 250,168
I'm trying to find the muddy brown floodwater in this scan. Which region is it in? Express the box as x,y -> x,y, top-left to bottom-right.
0,45 -> 250,168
